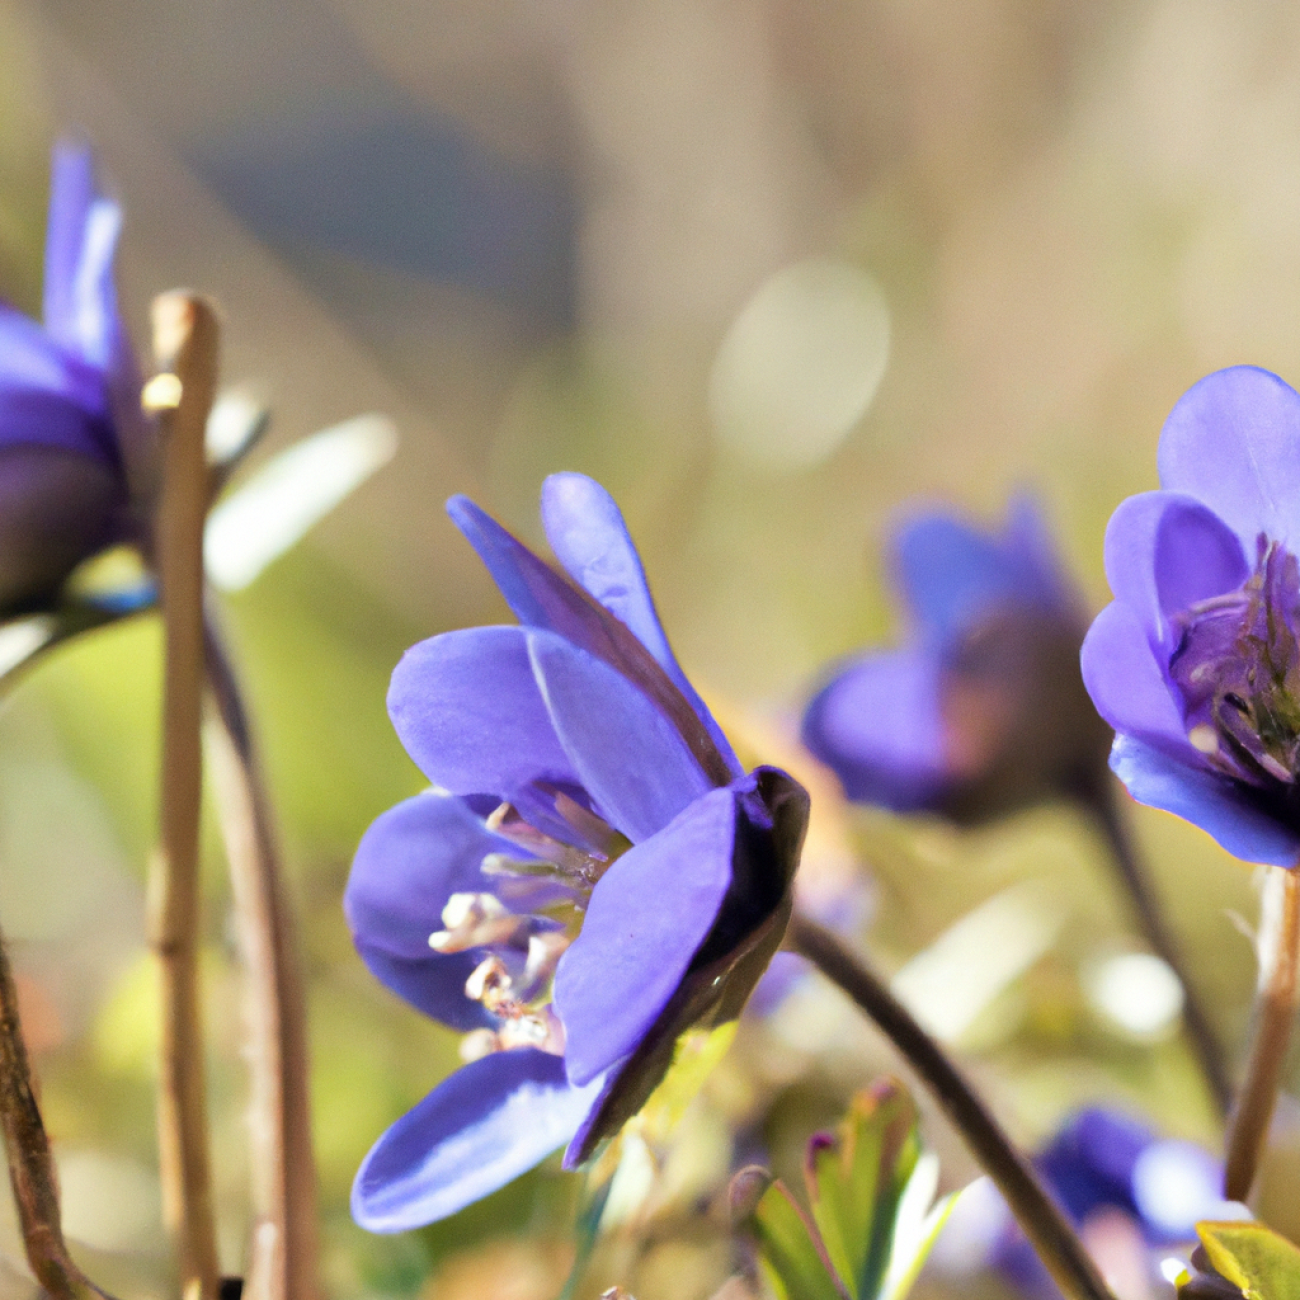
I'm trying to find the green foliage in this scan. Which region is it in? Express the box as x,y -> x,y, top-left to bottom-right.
1194,1221 -> 1300,1300
739,1079 -> 954,1300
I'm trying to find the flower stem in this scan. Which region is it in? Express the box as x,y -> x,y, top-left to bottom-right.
786,913 -> 1117,1300
203,608 -> 319,1300
0,926 -> 117,1300
148,292 -> 221,1300
1087,785 -> 1232,1117
1224,865 -> 1300,1202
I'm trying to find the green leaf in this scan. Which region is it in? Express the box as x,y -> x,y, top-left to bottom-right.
751,1178 -> 851,1300
1197,1222 -> 1300,1300
804,1079 -> 920,1300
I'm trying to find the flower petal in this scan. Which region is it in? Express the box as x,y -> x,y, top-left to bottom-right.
1080,602 -> 1192,756
800,649 -> 949,809
1102,490 -> 1247,648
388,626 -> 579,801
0,307 -> 113,461
353,943 -> 492,1032
345,791 -> 527,958
351,1049 -> 604,1231
447,494 -> 733,786
892,509 -> 1055,646
540,472 -> 742,778
1158,366 -> 1300,553
345,792 -> 550,1029
525,627 -> 714,842
42,141 -> 96,352
553,784 -> 737,1086
1110,735 -> 1300,866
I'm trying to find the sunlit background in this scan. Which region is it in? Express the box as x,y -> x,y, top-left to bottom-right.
1,1 -> 1299,1296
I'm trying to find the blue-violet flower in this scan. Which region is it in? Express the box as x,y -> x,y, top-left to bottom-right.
1080,365 -> 1300,866
344,473 -> 809,1230
937,1108 -> 1229,1299
803,497 -> 1110,822
0,141 -> 152,612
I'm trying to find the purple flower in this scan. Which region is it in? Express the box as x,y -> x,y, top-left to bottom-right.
0,142 -> 152,612
1080,366 -> 1300,866
936,1109 -> 1229,1298
802,497 -> 1110,822
345,473 -> 809,1230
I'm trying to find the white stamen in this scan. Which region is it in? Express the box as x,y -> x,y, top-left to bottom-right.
458,1029 -> 500,1062
1188,724 -> 1219,755
465,954 -> 514,1010
441,891 -> 506,931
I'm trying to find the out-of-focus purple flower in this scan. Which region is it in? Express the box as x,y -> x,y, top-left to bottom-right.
1081,366 -> 1300,866
803,497 -> 1111,822
935,1108 -> 1233,1299
345,473 -> 809,1231
0,142 -> 153,612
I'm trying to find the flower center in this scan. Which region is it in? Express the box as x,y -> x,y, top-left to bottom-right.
1170,538 -> 1300,789
429,788 -> 632,1063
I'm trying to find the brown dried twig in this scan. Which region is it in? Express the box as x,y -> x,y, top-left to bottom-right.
147,291 -> 222,1300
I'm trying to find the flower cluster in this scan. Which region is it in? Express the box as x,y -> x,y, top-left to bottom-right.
345,472 -> 808,1229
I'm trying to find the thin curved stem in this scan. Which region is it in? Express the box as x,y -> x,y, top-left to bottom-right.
148,292 -> 222,1300
1224,866 -> 1300,1202
1087,786 -> 1232,1117
0,927 -> 118,1300
204,608 -> 318,1300
786,913 -> 1116,1300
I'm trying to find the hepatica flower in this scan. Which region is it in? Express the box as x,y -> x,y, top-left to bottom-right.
0,141 -> 153,613
1081,366 -> 1300,865
938,1109 -> 1230,1299
345,473 -> 809,1230
803,497 -> 1110,822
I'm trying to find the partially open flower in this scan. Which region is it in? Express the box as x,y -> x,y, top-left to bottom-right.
936,1108 -> 1232,1300
0,142 -> 154,613
802,497 -> 1111,823
345,473 -> 808,1230
1082,366 -> 1300,864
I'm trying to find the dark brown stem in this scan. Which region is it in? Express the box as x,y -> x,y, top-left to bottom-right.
147,292 -> 221,1300
786,913 -> 1117,1300
1088,786 -> 1232,1117
1224,866 -> 1300,1202
204,608 -> 318,1300
0,928 -> 117,1300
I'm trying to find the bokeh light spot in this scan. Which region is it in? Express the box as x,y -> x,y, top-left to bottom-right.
708,259 -> 890,469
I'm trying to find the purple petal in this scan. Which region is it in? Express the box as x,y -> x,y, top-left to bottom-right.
351,1049 -> 605,1231
1080,602 -> 1192,755
345,793 -> 545,1029
0,308 -> 114,461
553,784 -> 736,1086
540,472 -> 741,779
1158,366 -> 1300,553
42,144 -> 129,371
1110,735 -> 1300,866
353,943 -> 492,1032
892,508 -> 1057,646
42,142 -> 96,352
345,791 -> 530,958
800,649 -> 949,809
1102,491 -> 1247,648
1000,493 -> 1074,608
447,494 -> 733,787
525,628 -> 714,842
387,626 -> 579,801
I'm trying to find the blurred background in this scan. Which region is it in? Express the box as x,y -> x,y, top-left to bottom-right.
0,0 -> 1298,1296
